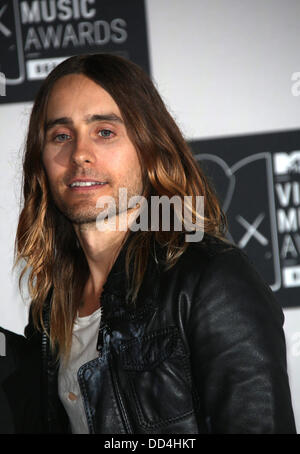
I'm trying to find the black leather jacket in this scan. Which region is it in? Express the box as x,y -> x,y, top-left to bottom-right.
8,233 -> 297,433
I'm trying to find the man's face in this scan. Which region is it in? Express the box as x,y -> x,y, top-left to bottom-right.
43,74 -> 143,225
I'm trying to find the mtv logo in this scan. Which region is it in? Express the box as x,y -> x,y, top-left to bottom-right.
194,152 -> 281,292
282,266 -> 300,287
273,151 -> 300,175
0,331 -> 5,356
0,72 -> 5,96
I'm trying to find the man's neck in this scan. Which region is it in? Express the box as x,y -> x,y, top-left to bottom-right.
73,223 -> 129,316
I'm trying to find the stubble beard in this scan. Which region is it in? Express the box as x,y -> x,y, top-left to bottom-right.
50,177 -> 144,227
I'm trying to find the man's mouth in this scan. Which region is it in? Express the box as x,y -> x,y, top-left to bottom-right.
69,181 -> 107,188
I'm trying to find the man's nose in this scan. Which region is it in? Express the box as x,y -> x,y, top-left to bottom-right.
71,136 -> 96,165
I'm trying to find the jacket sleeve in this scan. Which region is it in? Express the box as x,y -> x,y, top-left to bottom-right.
186,247 -> 296,434
0,326 -> 43,433
0,327 -> 16,433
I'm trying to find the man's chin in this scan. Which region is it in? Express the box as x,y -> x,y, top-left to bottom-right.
59,207 -> 99,225
71,217 -> 98,225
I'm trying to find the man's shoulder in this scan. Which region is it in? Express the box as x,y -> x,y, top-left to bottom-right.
174,233 -> 241,276
176,234 -> 279,312
159,233 -> 273,300
185,233 -> 236,260
152,233 -> 236,289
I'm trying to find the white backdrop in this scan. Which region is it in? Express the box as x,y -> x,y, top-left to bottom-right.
0,0 -> 300,432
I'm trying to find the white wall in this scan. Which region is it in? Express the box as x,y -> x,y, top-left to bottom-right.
146,0 -> 300,139
0,0 -> 300,432
0,102 -> 32,333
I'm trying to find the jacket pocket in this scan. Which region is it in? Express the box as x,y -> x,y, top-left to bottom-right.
118,326 -> 194,430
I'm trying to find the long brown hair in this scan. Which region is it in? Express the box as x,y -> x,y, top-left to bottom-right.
15,53 -> 228,359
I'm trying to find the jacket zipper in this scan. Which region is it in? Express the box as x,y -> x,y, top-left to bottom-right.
41,298 -> 51,432
97,302 -> 133,434
76,307 -> 107,434
76,305 -> 108,434
109,356 -> 134,434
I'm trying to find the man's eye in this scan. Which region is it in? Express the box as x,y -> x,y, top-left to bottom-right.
98,129 -> 114,138
54,133 -> 71,142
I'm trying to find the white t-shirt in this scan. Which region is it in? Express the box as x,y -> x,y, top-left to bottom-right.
58,307 -> 102,434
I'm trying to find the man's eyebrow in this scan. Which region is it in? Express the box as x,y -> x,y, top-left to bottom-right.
85,114 -> 123,124
45,113 -> 124,131
45,117 -> 71,131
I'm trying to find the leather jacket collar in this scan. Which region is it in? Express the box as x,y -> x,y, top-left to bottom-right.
101,231 -> 163,308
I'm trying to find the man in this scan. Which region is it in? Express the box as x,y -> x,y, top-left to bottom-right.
6,53 -> 296,433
